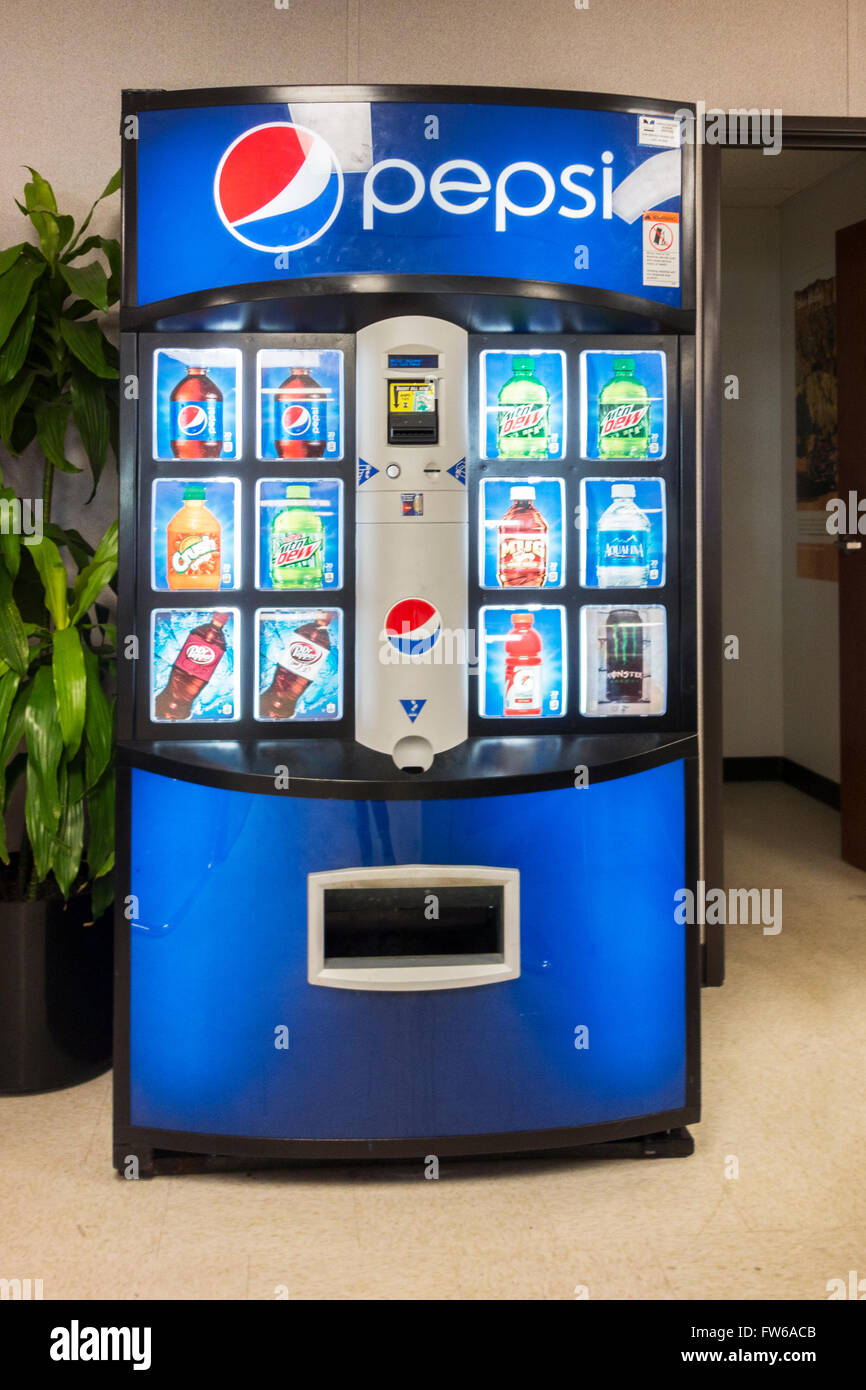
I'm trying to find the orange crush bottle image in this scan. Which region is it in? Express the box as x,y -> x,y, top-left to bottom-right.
166,484 -> 221,590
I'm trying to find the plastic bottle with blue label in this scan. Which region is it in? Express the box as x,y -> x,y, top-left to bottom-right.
274,368 -> 328,460
170,367 -> 223,459
596,484 -> 651,587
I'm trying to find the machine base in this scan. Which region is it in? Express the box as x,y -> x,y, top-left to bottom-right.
113,1126 -> 694,1178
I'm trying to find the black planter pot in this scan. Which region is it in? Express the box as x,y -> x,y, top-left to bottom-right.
0,894 -> 113,1094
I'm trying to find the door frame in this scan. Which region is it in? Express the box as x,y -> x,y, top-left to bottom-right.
701,115 -> 866,986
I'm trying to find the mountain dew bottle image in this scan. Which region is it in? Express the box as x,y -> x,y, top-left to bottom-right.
269,485 -> 324,589
497,357 -> 550,458
598,358 -> 650,459
596,484 -> 651,587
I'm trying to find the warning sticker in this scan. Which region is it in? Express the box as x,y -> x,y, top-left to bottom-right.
643,211 -> 680,288
638,115 -> 682,148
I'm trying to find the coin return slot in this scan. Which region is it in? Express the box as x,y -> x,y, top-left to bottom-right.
308,865 -> 520,991
323,886 -> 503,966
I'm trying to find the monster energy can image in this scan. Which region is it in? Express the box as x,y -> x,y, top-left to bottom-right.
605,608 -> 646,703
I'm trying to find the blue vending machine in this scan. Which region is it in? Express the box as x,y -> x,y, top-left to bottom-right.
114,86 -> 702,1171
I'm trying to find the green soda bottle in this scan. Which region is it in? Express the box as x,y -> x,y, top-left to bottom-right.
598,358 -> 650,459
496,357 -> 550,458
269,484 -> 324,589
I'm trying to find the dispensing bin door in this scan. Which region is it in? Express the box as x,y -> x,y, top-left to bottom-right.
307,864 -> 520,991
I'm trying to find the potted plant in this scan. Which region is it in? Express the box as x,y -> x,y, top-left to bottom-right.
0,167 -> 119,1093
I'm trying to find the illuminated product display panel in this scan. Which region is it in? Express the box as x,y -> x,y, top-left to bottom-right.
467,334 -> 681,732
134,331 -> 354,738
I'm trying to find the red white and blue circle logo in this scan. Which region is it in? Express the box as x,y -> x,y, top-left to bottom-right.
384,599 -> 442,656
282,404 -> 312,435
214,121 -> 344,255
177,404 -> 208,436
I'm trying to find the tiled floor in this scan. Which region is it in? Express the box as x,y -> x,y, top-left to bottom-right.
1,784 -> 863,1299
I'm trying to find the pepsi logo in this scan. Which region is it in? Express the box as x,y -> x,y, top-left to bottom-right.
384,598 -> 441,656
282,404 -> 311,435
177,404 -> 208,437
214,121 -> 344,254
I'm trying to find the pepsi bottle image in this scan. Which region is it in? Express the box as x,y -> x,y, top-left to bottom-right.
274,368 -> 328,460
170,367 -> 224,459
605,609 -> 645,703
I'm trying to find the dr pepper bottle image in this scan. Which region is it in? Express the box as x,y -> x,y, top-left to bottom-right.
259,611 -> 333,719
154,612 -> 230,720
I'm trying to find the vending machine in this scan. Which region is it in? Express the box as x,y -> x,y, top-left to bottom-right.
114,86 -> 702,1172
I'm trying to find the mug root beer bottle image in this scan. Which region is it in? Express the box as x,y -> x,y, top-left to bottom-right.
497,485 -> 549,588
260,611 -> 333,719
504,612 -> 542,716
170,366 -> 224,459
274,368 -> 328,459
605,608 -> 645,703
154,612 -> 229,720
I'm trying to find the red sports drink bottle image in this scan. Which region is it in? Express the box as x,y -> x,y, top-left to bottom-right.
154,612 -> 229,720
504,612 -> 542,716
497,485 -> 549,588
170,367 -> 224,459
274,368 -> 328,460
259,611 -> 333,720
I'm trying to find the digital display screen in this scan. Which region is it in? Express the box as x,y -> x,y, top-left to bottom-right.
388,354 -> 439,369
388,380 -> 436,414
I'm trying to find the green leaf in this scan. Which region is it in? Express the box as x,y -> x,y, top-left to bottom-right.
0,587 -> 29,675
0,485 -> 22,579
0,258 -> 44,352
69,369 -> 110,496
83,647 -> 113,784
0,243 -> 26,278
55,215 -> 75,252
58,260 -> 109,312
0,296 -> 37,387
53,751 -> 85,897
26,533 -> 69,629
70,519 -> 117,625
86,764 -> 114,882
0,668 -> 21,861
90,868 -> 114,918
0,370 -> 35,452
100,170 -> 121,200
24,665 -> 64,880
1,681 -> 29,764
44,522 -> 93,572
52,625 -> 86,757
66,169 -> 120,253
23,169 -> 60,263
35,399 -> 80,475
24,168 -> 57,214
58,318 -> 117,379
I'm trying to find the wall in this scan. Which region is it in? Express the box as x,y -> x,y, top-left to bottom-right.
779,155 -> 866,783
720,206 -> 784,757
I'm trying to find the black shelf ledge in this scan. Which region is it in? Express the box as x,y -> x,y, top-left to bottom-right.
118,731 -> 698,801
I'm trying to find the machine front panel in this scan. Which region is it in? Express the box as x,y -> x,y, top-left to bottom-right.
128,759 -> 687,1141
